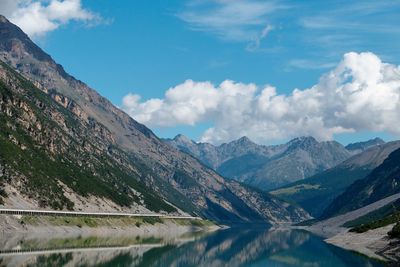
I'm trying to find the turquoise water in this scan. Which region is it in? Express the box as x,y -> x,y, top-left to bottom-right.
0,229 -> 384,267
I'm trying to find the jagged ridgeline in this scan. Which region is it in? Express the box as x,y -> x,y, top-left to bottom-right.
0,15 -> 310,224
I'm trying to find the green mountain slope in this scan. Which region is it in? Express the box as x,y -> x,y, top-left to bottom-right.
322,148 -> 400,218
270,141 -> 400,217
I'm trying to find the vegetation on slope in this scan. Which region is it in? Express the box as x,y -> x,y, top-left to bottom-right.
272,141 -> 400,218
345,199 -> 400,234
344,199 -> 400,228
388,223 -> 400,238
322,148 -> 400,218
349,212 -> 400,233
0,63 -> 176,212
270,167 -> 371,217
20,215 -> 212,229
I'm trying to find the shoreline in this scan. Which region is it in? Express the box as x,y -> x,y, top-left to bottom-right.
324,224 -> 395,262
1,213 -> 397,263
295,223 -> 398,262
297,194 -> 400,263
0,214 -> 220,242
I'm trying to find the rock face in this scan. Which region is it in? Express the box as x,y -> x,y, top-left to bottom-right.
0,15 -> 310,224
271,141 -> 400,217
165,135 -> 352,190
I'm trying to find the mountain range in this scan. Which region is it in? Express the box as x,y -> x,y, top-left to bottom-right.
1,13 -> 399,229
164,135 -> 383,191
0,15 -> 310,224
322,146 -> 400,218
271,140 -> 400,217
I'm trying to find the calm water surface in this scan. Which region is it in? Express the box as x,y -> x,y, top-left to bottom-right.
0,228 -> 384,267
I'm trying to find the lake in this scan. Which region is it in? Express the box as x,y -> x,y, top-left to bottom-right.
0,228 -> 384,267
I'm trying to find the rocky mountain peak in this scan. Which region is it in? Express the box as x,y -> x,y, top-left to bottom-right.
287,136 -> 318,149
173,134 -> 193,143
236,136 -> 252,143
0,14 -> 68,81
229,136 -> 257,147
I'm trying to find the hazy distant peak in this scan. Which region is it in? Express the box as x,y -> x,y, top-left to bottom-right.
345,137 -> 385,152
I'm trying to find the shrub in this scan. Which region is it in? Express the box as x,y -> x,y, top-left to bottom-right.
388,223 -> 400,239
142,217 -> 162,225
349,212 -> 400,233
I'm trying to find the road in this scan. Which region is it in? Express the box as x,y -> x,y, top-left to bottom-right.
0,207 -> 202,220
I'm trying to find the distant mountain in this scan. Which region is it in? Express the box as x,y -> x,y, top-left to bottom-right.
166,135 -> 272,170
165,135 -> 352,190
345,138 -> 385,154
322,147 -> 400,218
271,141 -> 400,217
0,15 -> 310,224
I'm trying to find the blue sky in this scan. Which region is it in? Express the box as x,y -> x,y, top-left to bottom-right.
2,0 -> 400,145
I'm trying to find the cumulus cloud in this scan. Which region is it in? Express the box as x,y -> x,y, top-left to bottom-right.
122,52 -> 400,145
0,0 -> 101,38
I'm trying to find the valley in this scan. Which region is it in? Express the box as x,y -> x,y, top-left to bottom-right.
0,3 -> 399,266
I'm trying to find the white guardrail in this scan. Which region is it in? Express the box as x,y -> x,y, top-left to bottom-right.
0,208 -> 202,220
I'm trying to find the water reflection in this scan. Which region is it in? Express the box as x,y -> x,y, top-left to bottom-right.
0,228 -> 384,267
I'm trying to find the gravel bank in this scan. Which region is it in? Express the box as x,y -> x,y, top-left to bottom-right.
303,193 -> 400,262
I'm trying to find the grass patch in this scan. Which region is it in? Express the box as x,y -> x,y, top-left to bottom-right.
20,215 -> 212,229
270,184 -> 321,196
142,217 -> 163,225
22,215 -> 146,228
171,218 -> 214,227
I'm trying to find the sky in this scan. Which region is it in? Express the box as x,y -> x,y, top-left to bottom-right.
1,0 -> 400,145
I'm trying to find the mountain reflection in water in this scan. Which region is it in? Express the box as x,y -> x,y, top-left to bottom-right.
0,229 -> 384,267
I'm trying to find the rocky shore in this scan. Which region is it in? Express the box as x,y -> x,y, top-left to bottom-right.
302,194 -> 400,264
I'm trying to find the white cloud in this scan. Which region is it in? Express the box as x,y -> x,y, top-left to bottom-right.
300,1 -> 400,33
177,0 -> 285,50
246,24 -> 274,51
287,59 -> 336,70
0,0 -> 101,38
122,52 -> 400,145
0,0 -> 19,16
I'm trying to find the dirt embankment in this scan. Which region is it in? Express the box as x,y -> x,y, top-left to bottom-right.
325,224 -> 399,262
